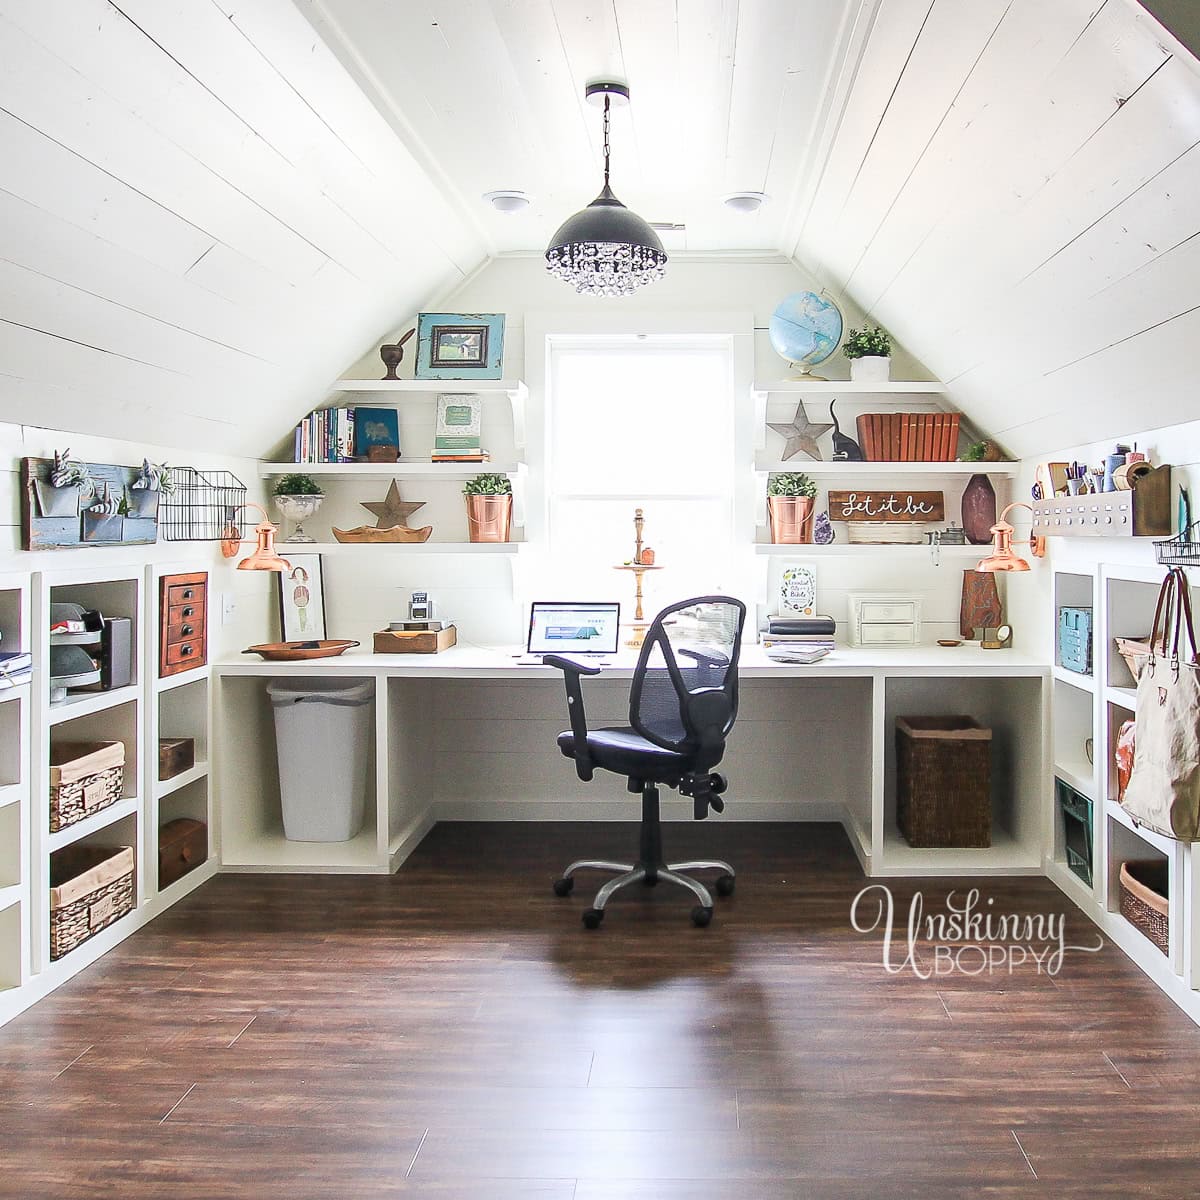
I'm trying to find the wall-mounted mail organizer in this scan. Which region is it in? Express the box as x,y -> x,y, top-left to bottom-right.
21,458 -> 161,550
1029,464 -> 1171,538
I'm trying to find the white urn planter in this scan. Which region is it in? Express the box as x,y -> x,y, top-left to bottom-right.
274,494 -> 324,543
850,355 -> 891,382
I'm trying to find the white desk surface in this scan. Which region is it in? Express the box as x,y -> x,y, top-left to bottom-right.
214,642 -> 1047,679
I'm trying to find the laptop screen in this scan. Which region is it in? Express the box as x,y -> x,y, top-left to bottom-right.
527,602 -> 621,655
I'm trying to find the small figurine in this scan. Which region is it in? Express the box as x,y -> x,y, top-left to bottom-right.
379,328 -> 415,380
829,400 -> 864,462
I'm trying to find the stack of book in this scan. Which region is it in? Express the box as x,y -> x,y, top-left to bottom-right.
761,615 -> 836,664
431,395 -> 488,464
292,408 -> 355,463
0,650 -> 32,688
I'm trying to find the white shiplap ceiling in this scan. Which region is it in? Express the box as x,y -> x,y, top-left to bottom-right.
295,0 -> 865,255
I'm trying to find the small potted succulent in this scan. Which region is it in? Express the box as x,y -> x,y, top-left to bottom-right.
272,473 -> 324,544
843,325 -> 892,382
463,473 -> 513,543
767,472 -> 817,544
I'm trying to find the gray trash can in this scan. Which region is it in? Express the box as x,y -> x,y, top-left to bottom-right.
266,677 -> 373,841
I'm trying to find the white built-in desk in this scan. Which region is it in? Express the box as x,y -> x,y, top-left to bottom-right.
212,645 -> 1048,879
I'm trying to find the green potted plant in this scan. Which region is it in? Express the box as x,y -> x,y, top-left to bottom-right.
843,325 -> 892,382
272,473 -> 324,544
463,473 -> 513,543
767,472 -> 817,544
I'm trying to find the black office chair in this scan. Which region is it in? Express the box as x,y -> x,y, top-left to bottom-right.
546,595 -> 747,928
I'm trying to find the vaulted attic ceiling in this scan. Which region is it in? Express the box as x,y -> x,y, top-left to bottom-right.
3,0 -> 1197,462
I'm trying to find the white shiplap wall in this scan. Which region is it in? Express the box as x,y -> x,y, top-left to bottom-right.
791,0 -> 1200,460
0,0 -> 485,458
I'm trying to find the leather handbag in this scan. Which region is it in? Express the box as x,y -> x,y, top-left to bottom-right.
1121,567 -> 1200,840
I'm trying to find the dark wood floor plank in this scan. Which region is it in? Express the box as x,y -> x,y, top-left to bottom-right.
1,821 -> 1198,1199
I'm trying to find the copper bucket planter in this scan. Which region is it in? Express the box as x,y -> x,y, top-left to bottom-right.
767,496 -> 814,544
465,494 -> 512,542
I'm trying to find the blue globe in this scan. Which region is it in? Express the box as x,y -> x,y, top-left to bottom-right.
768,291 -> 843,370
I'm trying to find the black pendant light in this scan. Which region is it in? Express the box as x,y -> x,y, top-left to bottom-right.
545,81 -> 667,296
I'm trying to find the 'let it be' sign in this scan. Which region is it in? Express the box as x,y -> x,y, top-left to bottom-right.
827,490 -> 945,522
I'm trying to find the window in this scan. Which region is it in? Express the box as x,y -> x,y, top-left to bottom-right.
544,336 -> 735,603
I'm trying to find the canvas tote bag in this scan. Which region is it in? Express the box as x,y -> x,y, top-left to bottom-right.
1121,567 -> 1200,840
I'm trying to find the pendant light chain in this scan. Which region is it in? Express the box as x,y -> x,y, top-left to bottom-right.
603,94 -> 611,188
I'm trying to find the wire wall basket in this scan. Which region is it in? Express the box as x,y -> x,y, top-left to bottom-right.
1154,521 -> 1200,567
160,468 -> 247,542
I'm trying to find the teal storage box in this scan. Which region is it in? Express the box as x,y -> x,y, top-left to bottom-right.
1058,606 -> 1093,674
1056,777 -> 1093,887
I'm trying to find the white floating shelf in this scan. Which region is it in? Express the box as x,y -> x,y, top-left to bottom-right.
48,684 -> 140,727
753,543 -> 984,557
154,761 -> 209,801
754,380 -> 948,394
259,462 -> 520,479
754,460 -> 1019,476
270,542 -> 522,555
331,379 -> 526,394
47,797 -> 139,853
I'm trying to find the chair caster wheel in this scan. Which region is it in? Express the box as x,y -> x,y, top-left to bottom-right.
691,906 -> 713,928
582,908 -> 604,930
711,773 -> 728,795
552,877 -> 574,897
715,874 -> 736,897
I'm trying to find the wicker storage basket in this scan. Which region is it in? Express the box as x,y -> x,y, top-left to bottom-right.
49,740 -> 125,832
1119,860 -> 1169,955
896,715 -> 992,847
49,844 -> 135,960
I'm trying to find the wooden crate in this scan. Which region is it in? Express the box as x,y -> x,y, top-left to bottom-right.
373,626 -> 457,654
895,716 -> 992,848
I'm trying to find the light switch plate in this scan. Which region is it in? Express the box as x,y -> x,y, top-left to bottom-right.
221,592 -> 237,625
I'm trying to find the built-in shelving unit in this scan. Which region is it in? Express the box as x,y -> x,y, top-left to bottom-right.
753,543 -> 984,558
264,542 -> 521,555
1049,563 -> 1200,1020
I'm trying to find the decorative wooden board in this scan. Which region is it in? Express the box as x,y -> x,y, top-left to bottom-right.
828,490 -> 945,522
21,458 -> 160,551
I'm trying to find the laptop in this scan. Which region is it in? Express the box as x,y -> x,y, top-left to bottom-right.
516,601 -> 621,665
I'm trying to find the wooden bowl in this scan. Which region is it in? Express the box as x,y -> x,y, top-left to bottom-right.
242,640 -> 359,661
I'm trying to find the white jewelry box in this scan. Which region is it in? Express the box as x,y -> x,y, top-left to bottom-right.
847,593 -> 922,647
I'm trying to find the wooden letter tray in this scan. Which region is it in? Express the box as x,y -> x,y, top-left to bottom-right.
372,625 -> 457,654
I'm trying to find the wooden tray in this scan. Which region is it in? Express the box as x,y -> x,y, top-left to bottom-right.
332,525 -> 433,543
242,640 -> 359,661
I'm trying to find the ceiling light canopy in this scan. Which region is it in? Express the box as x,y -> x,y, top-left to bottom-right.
545,81 -> 666,297
723,191 -> 767,214
483,190 -> 530,213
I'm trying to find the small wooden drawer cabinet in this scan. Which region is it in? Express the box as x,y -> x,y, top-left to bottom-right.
159,572 -> 208,677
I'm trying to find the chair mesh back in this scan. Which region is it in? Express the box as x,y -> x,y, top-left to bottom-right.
630,596 -> 746,752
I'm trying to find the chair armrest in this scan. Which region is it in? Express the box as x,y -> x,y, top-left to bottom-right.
543,655 -> 598,780
542,654 -> 602,675
679,646 -> 730,670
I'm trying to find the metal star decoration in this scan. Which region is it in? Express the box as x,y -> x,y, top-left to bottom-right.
360,480 -> 425,529
768,403 -> 833,461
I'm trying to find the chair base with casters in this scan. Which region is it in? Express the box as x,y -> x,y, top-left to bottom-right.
552,777 -> 736,928
545,594 -> 747,929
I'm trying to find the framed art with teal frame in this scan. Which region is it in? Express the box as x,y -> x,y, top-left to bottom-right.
415,313 -> 505,379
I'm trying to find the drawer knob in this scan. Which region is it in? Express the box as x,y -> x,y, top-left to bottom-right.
182,606 -> 194,617
180,644 -> 193,656
181,624 -> 193,636
181,589 -> 193,599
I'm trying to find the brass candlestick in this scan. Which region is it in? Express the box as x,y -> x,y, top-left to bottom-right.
613,507 -> 662,648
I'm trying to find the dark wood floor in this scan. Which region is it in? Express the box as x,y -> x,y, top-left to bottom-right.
3,822 -> 1200,1198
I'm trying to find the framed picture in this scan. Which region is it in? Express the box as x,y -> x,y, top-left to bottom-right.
415,312 -> 505,379
276,554 -> 327,641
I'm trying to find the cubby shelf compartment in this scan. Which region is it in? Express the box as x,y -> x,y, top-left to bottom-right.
154,762 -> 209,801
1106,798 -> 1176,858
1053,665 -> 1096,692
47,797 -> 139,854
47,684 -> 140,726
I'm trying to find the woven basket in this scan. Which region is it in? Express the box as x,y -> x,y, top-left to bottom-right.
1114,636 -> 1151,682
1119,860 -> 1168,955
49,844 -> 135,960
49,740 -> 125,832
896,715 -> 992,847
